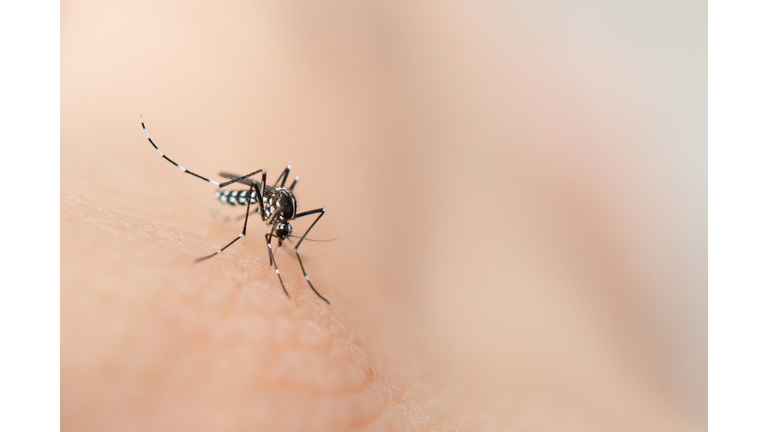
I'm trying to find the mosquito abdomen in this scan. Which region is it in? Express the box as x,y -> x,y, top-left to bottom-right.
214,189 -> 257,206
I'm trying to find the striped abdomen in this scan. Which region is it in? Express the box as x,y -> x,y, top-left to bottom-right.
214,189 -> 257,206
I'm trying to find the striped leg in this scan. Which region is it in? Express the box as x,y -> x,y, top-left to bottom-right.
265,231 -> 290,298
288,175 -> 299,191
272,165 -> 292,188
141,114 -> 261,189
140,115 -> 222,186
293,208 -> 329,304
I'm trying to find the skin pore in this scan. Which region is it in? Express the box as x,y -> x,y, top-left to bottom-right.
61,1 -> 705,431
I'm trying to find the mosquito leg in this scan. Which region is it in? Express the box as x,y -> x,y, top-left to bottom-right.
292,208 -> 329,303
265,233 -> 274,267
293,249 -> 329,304
288,176 -> 299,191
142,115 -> 261,188
280,168 -> 291,188
293,208 -> 325,249
140,115 -> 225,186
273,165 -> 291,188
141,115 -> 266,191
195,182 -> 256,262
265,232 -> 290,298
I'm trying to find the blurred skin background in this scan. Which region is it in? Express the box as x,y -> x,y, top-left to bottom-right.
61,1 -> 706,431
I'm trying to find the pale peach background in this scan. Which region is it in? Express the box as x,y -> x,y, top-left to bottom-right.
62,1 -> 706,431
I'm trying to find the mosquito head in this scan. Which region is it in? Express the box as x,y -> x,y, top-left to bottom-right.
275,223 -> 293,241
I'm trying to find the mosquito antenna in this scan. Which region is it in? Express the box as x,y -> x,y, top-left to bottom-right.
287,234 -> 337,243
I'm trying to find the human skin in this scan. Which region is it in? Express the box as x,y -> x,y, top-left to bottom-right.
61,1 -> 705,431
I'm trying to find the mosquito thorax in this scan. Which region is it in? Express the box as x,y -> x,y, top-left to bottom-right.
264,188 -> 297,222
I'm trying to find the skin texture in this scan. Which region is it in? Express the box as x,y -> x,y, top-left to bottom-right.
61,1 -> 706,431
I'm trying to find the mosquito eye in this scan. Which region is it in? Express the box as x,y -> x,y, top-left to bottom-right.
275,224 -> 292,238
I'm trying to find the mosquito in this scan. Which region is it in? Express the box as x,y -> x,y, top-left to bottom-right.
140,115 -> 330,304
